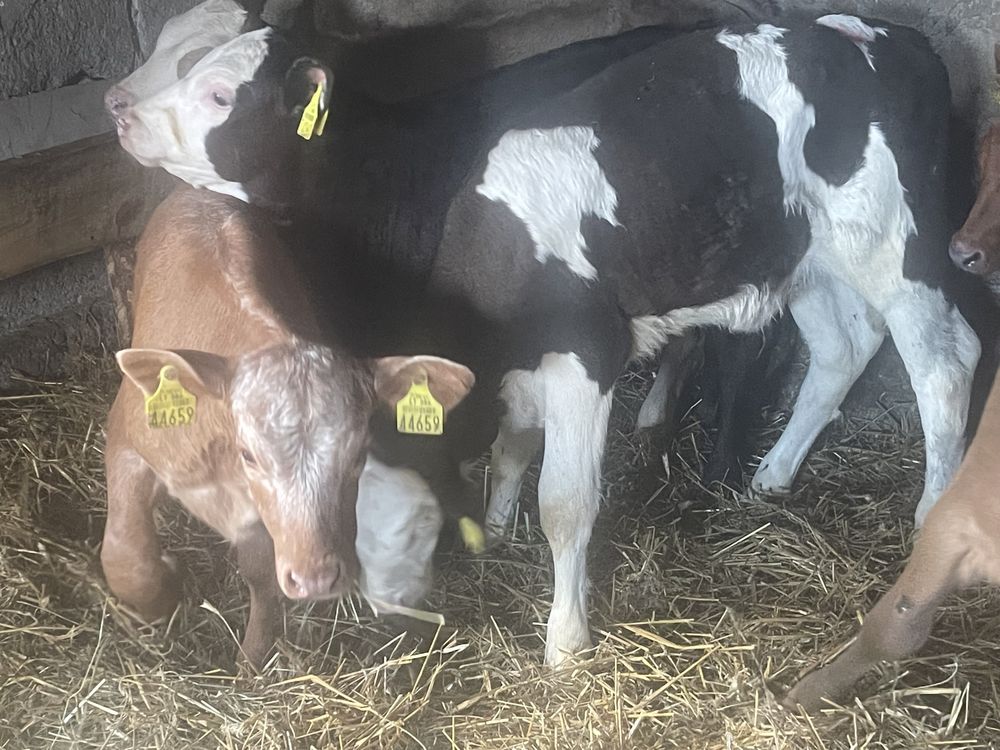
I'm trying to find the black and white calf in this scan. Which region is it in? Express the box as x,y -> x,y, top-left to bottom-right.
114,15 -> 978,665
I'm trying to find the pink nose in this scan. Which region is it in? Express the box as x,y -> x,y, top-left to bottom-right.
949,237 -> 986,274
280,556 -> 344,599
105,85 -> 134,115
105,85 -> 135,130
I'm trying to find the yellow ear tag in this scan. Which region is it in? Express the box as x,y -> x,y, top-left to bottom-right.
296,83 -> 324,140
396,376 -> 444,436
144,365 -> 197,429
458,516 -> 486,554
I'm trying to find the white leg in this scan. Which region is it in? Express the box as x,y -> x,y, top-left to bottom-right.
535,353 -> 612,667
752,274 -> 886,495
485,423 -> 543,543
882,289 -> 979,526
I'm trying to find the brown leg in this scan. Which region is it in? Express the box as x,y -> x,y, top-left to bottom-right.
101,436 -> 181,622
235,523 -> 283,669
783,513 -> 972,712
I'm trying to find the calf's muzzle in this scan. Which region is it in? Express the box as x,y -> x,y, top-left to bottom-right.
949,236 -> 986,274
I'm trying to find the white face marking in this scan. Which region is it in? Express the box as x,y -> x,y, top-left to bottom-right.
476,126 -> 620,281
117,0 -> 246,102
229,341 -> 370,529
815,14 -> 887,71
356,457 -> 443,607
119,28 -> 272,200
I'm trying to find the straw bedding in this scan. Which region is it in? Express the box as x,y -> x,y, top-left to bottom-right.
2,353 -> 999,749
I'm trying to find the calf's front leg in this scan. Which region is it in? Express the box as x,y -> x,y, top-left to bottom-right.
235,522 -> 283,669
536,353 -> 613,666
101,439 -> 181,622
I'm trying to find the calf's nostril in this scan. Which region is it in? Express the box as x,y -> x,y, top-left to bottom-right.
949,239 -> 986,274
962,250 -> 983,269
285,559 -> 341,598
104,87 -> 134,117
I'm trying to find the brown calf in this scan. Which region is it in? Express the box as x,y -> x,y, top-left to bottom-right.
784,121 -> 1000,712
949,121 -> 1000,276
103,186 -> 472,666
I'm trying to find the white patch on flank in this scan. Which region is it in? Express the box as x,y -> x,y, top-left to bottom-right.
356,457 -> 443,607
120,28 -> 272,201
629,282 -> 787,361
816,14 -> 887,71
716,24 -> 916,301
716,25 -> 815,214
476,126 -> 620,281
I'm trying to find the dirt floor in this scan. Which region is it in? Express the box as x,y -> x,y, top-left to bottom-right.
2,351 -> 999,749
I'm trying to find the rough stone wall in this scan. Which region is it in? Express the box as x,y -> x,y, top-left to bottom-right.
0,0 -> 201,385
0,0 -> 203,160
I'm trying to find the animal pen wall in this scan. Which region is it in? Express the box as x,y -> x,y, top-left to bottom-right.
0,1 -> 998,748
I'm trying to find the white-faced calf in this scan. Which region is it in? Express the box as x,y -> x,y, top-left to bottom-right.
105,0 -> 249,129
783,121 -> 1000,711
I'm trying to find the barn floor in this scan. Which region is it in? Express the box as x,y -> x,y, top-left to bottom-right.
2,352 -> 1000,750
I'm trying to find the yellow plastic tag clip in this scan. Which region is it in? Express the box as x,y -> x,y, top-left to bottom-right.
396,376 -> 444,436
316,105 -> 329,137
297,83 -> 324,140
145,365 -> 197,429
458,516 -> 486,554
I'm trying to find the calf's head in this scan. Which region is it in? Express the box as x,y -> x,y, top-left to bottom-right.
115,28 -> 331,202
106,0 -> 247,134
950,121 -> 1000,279
117,344 -> 474,601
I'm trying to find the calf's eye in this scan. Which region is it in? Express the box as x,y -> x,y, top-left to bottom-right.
240,448 -> 257,467
212,91 -> 232,108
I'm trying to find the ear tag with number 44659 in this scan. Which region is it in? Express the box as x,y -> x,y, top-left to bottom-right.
396,376 -> 444,436
145,365 -> 197,429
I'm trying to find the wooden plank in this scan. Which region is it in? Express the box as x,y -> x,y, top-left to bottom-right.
104,239 -> 138,347
0,133 -> 176,281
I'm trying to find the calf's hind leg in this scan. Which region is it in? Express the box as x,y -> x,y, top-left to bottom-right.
752,274 -> 885,496
882,290 -> 979,526
101,437 -> 181,622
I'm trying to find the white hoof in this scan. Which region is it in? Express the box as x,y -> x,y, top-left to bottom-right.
750,463 -> 793,498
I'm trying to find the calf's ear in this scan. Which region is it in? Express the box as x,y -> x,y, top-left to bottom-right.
116,348 -> 230,400
284,57 -> 333,113
373,356 -> 476,413
176,46 -> 214,79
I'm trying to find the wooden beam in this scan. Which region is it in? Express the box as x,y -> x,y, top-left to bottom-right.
0,133 -> 176,281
